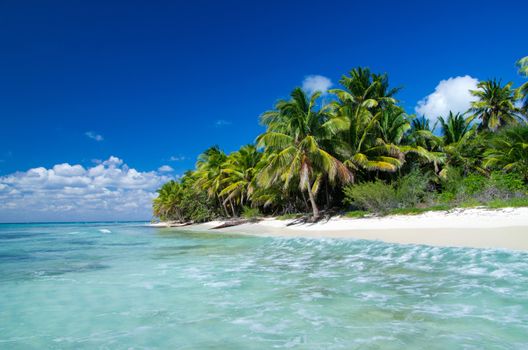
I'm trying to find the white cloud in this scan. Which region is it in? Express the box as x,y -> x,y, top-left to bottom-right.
169,155 -> 186,161
158,165 -> 174,172
0,156 -> 173,222
215,119 -> 232,127
85,131 -> 104,142
53,163 -> 86,177
302,75 -> 332,95
415,76 -> 479,123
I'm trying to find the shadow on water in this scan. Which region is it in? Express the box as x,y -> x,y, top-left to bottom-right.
0,251 -> 34,262
152,244 -> 215,259
150,229 -> 267,260
36,262 -> 110,276
0,260 -> 111,282
104,242 -> 147,247
153,227 -> 252,241
68,239 -> 98,246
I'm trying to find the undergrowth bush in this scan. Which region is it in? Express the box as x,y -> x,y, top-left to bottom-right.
277,213 -> 303,220
396,169 -> 433,207
440,169 -> 527,205
343,181 -> 397,214
343,170 -> 434,214
241,206 -> 261,219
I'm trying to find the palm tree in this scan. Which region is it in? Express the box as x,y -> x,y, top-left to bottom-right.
517,56 -> 528,113
484,125 -> 528,180
470,79 -> 521,131
334,67 -> 400,112
438,112 -> 473,145
437,112 -> 482,177
193,146 -> 232,216
257,88 -> 352,219
153,180 -> 183,221
377,105 -> 411,145
405,116 -> 441,149
219,144 -> 262,209
329,69 -> 409,175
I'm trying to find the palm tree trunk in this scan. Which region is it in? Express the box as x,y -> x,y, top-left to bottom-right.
218,195 -> 229,217
306,185 -> 319,220
301,191 -> 309,211
228,198 -> 236,217
324,177 -> 330,209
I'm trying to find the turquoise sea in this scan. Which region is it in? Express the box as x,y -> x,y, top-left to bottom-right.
0,222 -> 527,349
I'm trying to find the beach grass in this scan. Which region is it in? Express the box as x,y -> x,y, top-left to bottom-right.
344,210 -> 369,218
487,197 -> 528,208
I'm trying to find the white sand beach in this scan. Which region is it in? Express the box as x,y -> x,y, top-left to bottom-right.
152,207 -> 528,251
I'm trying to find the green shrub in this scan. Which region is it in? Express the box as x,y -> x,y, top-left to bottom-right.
466,172 -> 526,204
343,181 -> 398,214
438,169 -> 527,206
396,169 -> 433,207
459,198 -> 481,208
344,210 -> 369,218
180,191 -> 218,222
439,167 -> 464,197
487,197 -> 528,208
489,171 -> 526,193
241,206 -> 261,219
438,191 -> 457,204
277,213 -> 303,220
387,207 -> 427,215
462,174 -> 488,195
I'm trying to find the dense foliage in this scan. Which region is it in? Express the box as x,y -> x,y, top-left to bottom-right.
153,59 -> 528,222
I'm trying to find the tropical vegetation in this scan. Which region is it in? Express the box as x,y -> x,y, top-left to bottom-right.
153,59 -> 528,222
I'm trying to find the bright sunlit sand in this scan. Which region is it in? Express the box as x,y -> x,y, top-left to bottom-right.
158,207 -> 528,250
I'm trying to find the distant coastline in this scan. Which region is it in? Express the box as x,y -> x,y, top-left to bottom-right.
151,207 -> 528,251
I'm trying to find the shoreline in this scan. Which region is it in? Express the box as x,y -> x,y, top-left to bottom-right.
151,207 -> 528,251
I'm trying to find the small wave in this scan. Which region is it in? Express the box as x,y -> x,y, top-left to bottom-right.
99,229 -> 111,234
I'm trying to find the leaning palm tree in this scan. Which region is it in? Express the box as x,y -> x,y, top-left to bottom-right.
470,79 -> 521,131
484,125 -> 528,180
219,144 -> 262,209
153,180 -> 183,221
257,88 -> 352,219
193,146 -> 232,216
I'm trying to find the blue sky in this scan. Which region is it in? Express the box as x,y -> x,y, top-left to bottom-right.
0,0 -> 526,221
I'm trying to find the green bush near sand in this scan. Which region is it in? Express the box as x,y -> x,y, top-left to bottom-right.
343,170 -> 434,214
343,168 -> 528,217
343,181 -> 397,214
344,210 -> 369,218
241,206 -> 261,219
487,197 -> 528,208
277,213 -> 304,220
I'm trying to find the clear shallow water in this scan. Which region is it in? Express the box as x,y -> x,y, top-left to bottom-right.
1,223 -> 527,349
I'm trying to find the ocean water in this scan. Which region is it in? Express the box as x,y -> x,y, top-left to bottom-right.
1,223 -> 527,349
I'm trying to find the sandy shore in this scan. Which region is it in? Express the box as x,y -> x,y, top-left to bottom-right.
151,207 -> 528,251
